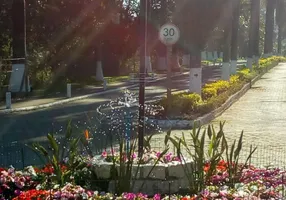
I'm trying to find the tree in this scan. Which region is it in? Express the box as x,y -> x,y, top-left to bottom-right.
264,0 -> 276,55
247,0 -> 261,69
172,0 -> 228,93
276,0 -> 285,55
230,0 -> 241,75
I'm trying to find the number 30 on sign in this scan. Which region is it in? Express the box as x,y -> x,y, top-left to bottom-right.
159,23 -> 180,46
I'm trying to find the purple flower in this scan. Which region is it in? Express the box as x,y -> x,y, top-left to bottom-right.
14,189 -> 21,196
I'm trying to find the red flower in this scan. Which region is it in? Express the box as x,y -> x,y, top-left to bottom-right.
12,189 -> 49,200
216,160 -> 227,172
204,163 -> 210,172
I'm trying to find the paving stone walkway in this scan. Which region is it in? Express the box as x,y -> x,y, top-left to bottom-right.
152,63 -> 286,168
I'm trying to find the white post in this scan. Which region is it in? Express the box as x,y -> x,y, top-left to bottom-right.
189,67 -> 202,95
6,92 -> 11,109
230,60 -> 237,75
246,57 -> 253,71
103,79 -> 107,90
131,73 -> 136,83
67,83 -> 71,98
221,62 -> 230,81
254,56 -> 259,67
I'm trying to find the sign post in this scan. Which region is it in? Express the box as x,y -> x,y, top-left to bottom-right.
159,23 -> 180,114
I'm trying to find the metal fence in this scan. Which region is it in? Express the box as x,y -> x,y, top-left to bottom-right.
149,138 -> 286,169
1,137 -> 286,170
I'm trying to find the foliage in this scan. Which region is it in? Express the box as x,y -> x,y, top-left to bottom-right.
165,123 -> 226,194
106,134 -> 169,194
0,167 -> 38,200
205,80 -> 230,95
29,121 -> 88,188
198,80 -> 245,116
201,87 -> 217,100
157,56 -> 283,118
166,122 -> 257,195
158,92 -> 202,115
222,131 -> 257,187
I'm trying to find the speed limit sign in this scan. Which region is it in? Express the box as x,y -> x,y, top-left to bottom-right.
159,23 -> 180,46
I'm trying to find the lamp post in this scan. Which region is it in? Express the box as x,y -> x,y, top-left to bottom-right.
138,0 -> 148,157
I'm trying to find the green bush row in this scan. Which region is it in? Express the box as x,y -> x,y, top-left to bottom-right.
157,56 -> 285,119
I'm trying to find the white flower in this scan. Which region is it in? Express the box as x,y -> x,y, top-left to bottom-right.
36,184 -> 42,190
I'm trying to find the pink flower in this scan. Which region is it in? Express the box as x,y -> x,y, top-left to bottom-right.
101,151 -> 107,158
132,153 -> 137,159
156,152 -> 161,158
154,194 -> 161,200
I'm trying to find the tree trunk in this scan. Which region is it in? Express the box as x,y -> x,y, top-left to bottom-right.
276,0 -> 284,55
95,42 -> 104,81
230,0 -> 241,75
278,27 -> 282,55
248,0 -> 260,69
220,0 -> 233,80
222,28 -> 231,80
12,0 -> 26,59
253,0 -> 260,59
264,0 -> 276,56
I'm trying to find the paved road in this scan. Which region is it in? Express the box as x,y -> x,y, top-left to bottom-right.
151,63 -> 286,168
0,67 -> 222,142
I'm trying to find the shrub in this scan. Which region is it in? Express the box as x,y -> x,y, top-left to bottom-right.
202,87 -> 217,100
237,68 -> 252,81
230,75 -> 239,84
159,92 -> 202,115
205,80 -> 230,95
157,56 -> 284,118
198,81 -> 245,115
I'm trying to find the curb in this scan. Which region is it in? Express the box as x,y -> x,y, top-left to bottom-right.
150,62 -> 278,129
0,72 -> 188,114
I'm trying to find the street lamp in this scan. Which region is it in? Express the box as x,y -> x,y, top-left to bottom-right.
138,0 -> 148,157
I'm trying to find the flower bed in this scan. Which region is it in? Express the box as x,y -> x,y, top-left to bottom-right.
2,165 -> 286,199
2,157 -> 286,199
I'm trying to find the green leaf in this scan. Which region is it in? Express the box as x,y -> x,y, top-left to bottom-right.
65,120 -> 73,140
29,143 -> 49,164
199,129 -> 206,159
47,133 -> 60,161
230,140 -> 236,163
166,135 -> 181,150
164,129 -> 172,146
234,131 -> 244,160
207,125 -> 212,139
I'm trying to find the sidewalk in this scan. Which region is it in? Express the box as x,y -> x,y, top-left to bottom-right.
151,62 -> 286,167
211,63 -> 286,146
0,60 -> 247,112
0,72 -> 185,112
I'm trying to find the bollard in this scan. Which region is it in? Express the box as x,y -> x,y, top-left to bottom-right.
67,83 -> 71,98
103,79 -> 107,90
6,92 -> 11,109
130,73 -> 135,83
